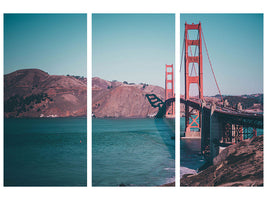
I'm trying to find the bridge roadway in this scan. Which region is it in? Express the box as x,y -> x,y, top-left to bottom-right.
180,97 -> 263,129
181,97 -> 263,162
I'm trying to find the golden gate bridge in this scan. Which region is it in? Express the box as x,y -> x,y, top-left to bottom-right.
147,22 -> 263,163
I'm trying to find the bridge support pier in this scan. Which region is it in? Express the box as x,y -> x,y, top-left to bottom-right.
185,131 -> 201,138
209,103 -> 224,163
184,103 -> 202,138
201,103 -> 224,163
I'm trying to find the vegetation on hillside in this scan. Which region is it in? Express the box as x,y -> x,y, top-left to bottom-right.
223,94 -> 263,109
4,93 -> 53,116
66,74 -> 86,81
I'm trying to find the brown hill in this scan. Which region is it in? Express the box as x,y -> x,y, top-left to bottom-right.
4,69 -> 87,118
180,136 -> 263,186
92,77 -> 111,90
92,77 -> 164,118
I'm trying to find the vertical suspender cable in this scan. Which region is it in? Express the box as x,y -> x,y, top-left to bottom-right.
202,29 -> 224,102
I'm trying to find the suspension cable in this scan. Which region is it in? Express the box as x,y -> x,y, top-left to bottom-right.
202,29 -> 224,102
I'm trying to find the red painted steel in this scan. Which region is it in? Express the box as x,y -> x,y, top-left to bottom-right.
165,64 -> 175,116
181,23 -> 263,143
184,22 -> 203,133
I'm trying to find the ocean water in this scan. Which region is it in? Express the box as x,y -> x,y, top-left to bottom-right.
4,118 -> 87,186
180,117 -> 204,178
92,118 -> 175,186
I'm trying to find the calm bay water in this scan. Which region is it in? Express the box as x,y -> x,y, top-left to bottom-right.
92,118 -> 175,186
4,118 -> 87,186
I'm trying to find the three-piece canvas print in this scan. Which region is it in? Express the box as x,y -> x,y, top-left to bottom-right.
3,13 -> 263,187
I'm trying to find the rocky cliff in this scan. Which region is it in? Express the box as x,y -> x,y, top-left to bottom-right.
92,77 -> 165,118
180,136 -> 263,186
4,69 -> 87,118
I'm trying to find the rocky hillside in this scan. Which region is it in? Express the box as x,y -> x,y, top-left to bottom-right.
180,136 -> 263,186
92,77 -> 165,118
4,69 -> 87,118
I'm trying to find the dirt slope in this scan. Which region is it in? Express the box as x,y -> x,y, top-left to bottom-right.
92,77 -> 165,118
4,69 -> 87,118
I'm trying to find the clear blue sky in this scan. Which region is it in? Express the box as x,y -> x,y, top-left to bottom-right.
4,14 -> 87,76
180,14 -> 263,96
92,14 -> 175,87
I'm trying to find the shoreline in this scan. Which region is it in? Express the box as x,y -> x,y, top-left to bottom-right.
161,182 -> 175,186
93,116 -> 176,119
4,116 -> 87,119
180,136 -> 263,186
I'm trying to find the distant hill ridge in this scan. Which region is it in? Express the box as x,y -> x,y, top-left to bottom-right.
4,69 -> 87,118
92,77 -> 165,118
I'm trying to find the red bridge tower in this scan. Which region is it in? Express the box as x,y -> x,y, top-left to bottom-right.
184,22 -> 203,136
165,64 -> 175,117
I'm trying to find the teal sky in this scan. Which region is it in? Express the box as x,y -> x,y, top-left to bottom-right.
180,14 -> 263,96
4,14 -> 87,76
92,14 -> 175,87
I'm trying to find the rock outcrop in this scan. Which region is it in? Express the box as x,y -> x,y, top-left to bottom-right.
4,69 -> 87,118
180,136 -> 263,186
92,77 -> 165,118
